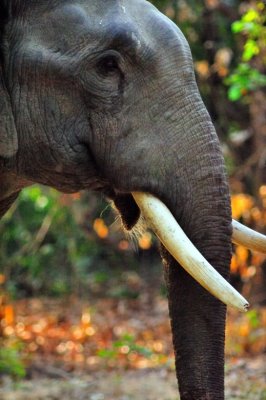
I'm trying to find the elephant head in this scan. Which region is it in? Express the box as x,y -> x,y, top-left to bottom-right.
1,1 -> 265,399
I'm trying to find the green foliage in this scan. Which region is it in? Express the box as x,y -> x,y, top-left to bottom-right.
97,333 -> 153,361
0,186 -> 111,297
226,2 -> 266,101
150,0 -> 170,11
0,185 -> 145,298
226,63 -> 266,101
231,7 -> 265,39
0,344 -> 26,378
246,309 -> 260,329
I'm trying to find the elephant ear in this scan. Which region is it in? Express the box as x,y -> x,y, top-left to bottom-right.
0,1 -> 18,162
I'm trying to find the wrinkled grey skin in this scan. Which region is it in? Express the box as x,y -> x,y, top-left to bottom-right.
0,1 -> 232,399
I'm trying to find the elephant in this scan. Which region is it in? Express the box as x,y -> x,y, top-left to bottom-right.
0,1 -> 265,399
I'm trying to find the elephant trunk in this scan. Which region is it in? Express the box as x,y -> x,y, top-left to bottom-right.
160,115 -> 232,399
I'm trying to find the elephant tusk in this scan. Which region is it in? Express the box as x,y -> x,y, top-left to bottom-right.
232,219 -> 266,253
132,192 -> 249,312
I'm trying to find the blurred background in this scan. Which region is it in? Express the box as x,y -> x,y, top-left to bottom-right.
0,0 -> 265,399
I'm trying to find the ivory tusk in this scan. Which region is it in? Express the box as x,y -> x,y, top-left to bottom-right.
232,219 -> 266,253
132,192 -> 249,312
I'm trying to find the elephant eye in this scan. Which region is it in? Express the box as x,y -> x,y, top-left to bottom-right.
97,54 -> 120,76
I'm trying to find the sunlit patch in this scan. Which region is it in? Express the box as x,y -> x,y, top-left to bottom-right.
138,232 -> 152,250
118,239 -> 130,250
195,60 -> 210,79
259,185 -> 266,209
16,322 -> 25,334
73,327 -> 84,340
36,336 -> 45,345
3,326 -> 14,336
120,345 -> 130,354
81,312 -> 91,325
231,194 -> 254,220
3,305 -> 14,325
28,342 -> 38,352
231,192 -> 266,278
56,343 -> 67,354
85,327 -> 96,336
93,218 -> 109,239
86,356 -> 98,366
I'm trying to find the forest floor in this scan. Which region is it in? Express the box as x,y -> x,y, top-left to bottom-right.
0,355 -> 265,400
0,265 -> 265,400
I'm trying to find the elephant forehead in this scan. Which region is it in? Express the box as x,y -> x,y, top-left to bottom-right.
20,0 -> 151,57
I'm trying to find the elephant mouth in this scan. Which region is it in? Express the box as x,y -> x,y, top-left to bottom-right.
104,189 -> 141,231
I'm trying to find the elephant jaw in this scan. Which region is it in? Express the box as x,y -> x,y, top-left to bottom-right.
132,192 -> 249,312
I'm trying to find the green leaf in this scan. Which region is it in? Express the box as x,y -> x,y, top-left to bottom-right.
232,21 -> 245,33
247,310 -> 260,329
228,86 -> 242,101
243,9 -> 260,23
0,347 -> 26,378
243,39 -> 260,61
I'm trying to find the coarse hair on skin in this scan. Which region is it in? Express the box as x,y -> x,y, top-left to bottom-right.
110,199 -> 149,251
